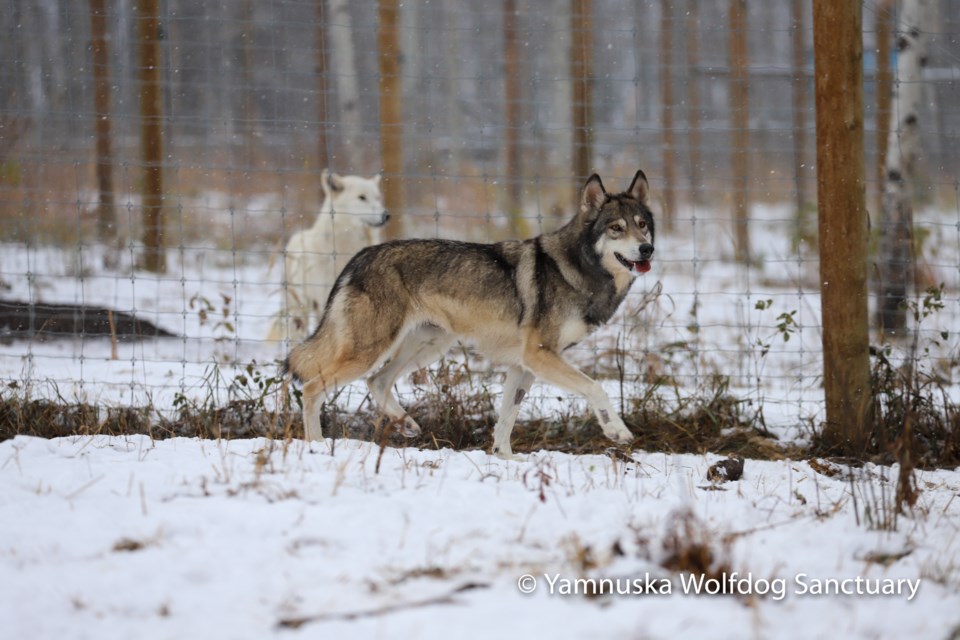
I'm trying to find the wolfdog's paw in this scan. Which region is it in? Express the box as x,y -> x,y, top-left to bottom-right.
602,422 -> 635,445
491,445 -> 522,462
400,416 -> 422,438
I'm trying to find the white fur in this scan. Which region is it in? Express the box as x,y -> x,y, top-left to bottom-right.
268,170 -> 388,342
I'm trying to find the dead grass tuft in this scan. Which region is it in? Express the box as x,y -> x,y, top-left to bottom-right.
660,507 -> 732,580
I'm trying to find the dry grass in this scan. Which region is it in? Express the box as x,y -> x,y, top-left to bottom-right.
0,392 -> 296,442
1,333 -> 955,469
2,365 -> 800,462
809,342 -> 960,471
660,507 -> 733,580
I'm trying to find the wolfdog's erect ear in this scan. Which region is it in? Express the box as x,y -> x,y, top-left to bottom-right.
580,174 -> 607,214
321,169 -> 345,195
626,170 -> 650,206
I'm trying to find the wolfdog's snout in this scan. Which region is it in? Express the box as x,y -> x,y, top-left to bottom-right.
638,243 -> 654,261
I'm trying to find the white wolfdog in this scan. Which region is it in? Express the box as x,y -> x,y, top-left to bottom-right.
268,169 -> 389,342
286,171 -> 655,459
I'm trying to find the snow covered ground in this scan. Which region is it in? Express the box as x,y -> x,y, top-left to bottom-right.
2,201 -> 959,637
1,435 -> 958,639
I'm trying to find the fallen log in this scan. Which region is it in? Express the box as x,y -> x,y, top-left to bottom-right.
0,299 -> 178,342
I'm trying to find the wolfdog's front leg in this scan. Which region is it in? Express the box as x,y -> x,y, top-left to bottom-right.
522,345 -> 634,445
301,376 -> 328,441
491,365 -> 535,459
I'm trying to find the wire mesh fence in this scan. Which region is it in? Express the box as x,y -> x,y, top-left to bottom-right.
1,0 -> 959,441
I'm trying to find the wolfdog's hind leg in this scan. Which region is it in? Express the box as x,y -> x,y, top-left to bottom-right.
367,325 -> 454,437
491,365 -> 535,460
301,353 -> 382,442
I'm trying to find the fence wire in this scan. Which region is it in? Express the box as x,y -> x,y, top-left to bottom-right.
1,0 -> 959,437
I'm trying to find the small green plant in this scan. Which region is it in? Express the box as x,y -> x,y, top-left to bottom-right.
230,361 -> 288,411
753,299 -> 798,358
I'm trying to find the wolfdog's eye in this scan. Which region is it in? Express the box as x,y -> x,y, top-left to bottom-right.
637,220 -> 646,229
358,195 -> 368,201
610,223 -> 625,233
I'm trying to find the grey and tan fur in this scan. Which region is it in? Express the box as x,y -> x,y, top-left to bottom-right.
286,171 -> 656,458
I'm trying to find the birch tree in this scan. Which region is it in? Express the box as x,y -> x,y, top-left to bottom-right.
876,0 -> 932,337
330,0 -> 362,170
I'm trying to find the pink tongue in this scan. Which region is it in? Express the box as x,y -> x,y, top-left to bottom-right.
635,261 -> 651,273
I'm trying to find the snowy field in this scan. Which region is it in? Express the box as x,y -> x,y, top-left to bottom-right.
1,435 -> 958,639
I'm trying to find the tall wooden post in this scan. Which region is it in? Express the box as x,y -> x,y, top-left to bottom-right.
137,0 -> 166,273
789,0 -> 808,216
685,0 -> 703,205
315,0 -> 331,204
660,1 -> 677,229
503,0 -> 528,237
378,0 -> 404,240
89,0 -> 116,243
812,0 -> 873,453
728,0 -> 749,264
571,0 -> 593,192
874,0 -> 893,212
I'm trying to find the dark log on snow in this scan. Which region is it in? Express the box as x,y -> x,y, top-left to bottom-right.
0,300 -> 178,342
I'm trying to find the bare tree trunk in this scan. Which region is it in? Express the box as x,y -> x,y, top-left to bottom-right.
315,0 -> 331,198
331,0 -> 362,171
238,0 -> 257,167
89,0 -> 116,244
684,0 -> 703,205
874,0 -> 893,214
728,0 -> 749,264
378,0 -> 404,240
441,3 -> 465,171
137,0 -> 165,273
571,0 -> 593,194
876,0 -> 931,337
789,0 -> 808,217
660,1 -> 677,230
543,0 -> 571,205
812,0 -> 872,454
503,0 -> 528,237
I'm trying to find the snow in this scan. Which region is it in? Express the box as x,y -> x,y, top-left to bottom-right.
1,435 -> 957,639
1,200 -> 959,637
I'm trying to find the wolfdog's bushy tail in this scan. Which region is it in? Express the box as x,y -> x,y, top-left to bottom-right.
284,318 -> 340,384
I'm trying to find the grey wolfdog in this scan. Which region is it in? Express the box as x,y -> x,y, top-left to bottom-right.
286,171 -> 656,459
